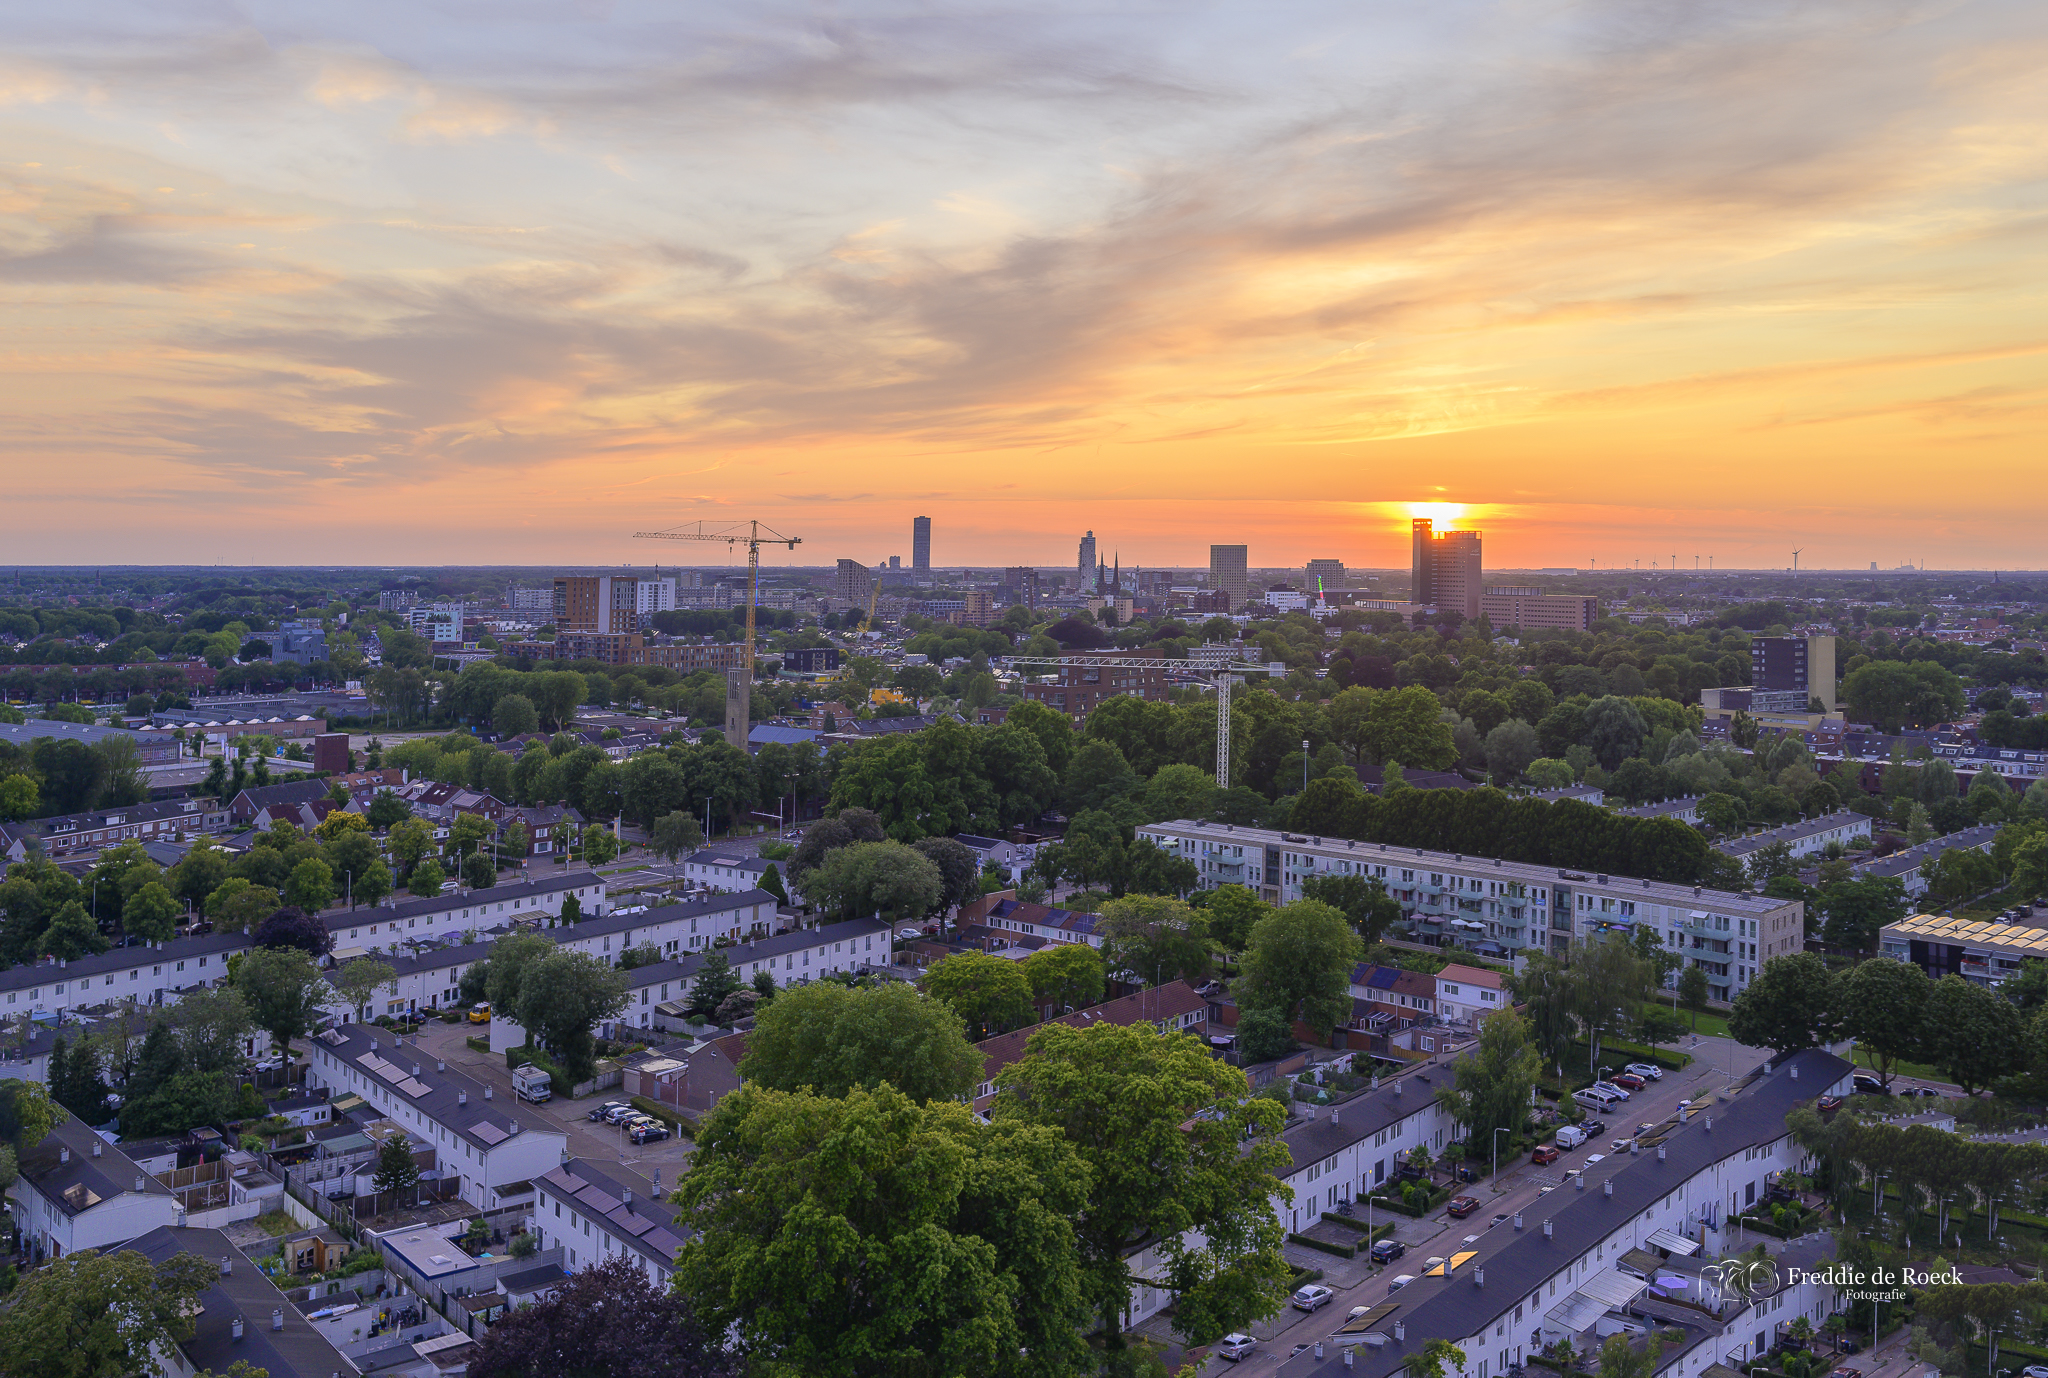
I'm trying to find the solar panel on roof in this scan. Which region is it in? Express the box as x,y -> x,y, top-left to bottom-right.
397,1078 -> 431,1098
471,1122 -> 509,1146
607,1209 -> 659,1237
644,1227 -> 687,1255
577,1187 -> 621,1215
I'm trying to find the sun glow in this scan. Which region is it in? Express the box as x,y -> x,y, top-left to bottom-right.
1405,502 -> 1467,525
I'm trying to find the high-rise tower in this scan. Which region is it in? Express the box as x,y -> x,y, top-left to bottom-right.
912,516 -> 931,572
1410,519 -> 1483,620
1209,545 -> 1248,612
1078,531 -> 1098,593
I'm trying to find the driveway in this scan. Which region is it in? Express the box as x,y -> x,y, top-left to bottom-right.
413,1019 -> 696,1179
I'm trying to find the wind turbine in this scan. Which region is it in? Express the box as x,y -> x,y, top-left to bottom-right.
1792,549 -> 1803,574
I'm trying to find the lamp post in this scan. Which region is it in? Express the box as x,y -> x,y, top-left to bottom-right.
1493,1126 -> 1510,1191
1302,739 -> 1310,794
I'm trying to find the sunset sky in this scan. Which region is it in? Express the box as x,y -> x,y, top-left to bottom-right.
4,2 -> 2044,572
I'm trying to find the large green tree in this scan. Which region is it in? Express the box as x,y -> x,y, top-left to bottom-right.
1021,943 -> 1105,1015
232,945 -> 329,1053
923,951 -> 1036,1042
800,841 -> 944,922
1298,872 -> 1403,945
1437,1008 -> 1542,1162
1923,973 -> 2023,1095
1727,953 -> 1839,1057
1834,958 -> 1927,1091
675,1084 -> 1090,1378
514,950 -> 630,1084
992,1021 -> 1292,1357
1232,900 -> 1362,1038
740,981 -> 983,1104
1096,894 -> 1212,987
0,1247 -> 223,1378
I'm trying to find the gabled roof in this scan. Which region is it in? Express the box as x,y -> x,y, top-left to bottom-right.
311,1024 -> 564,1153
535,1158 -> 690,1271
972,982 -> 1208,1094
19,1117 -> 174,1215
126,1225 -> 355,1378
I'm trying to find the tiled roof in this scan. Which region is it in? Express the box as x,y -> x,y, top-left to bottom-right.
536,1158 -> 689,1270
972,981 -> 1208,1089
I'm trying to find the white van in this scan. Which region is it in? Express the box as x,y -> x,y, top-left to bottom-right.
1574,1087 -> 1621,1111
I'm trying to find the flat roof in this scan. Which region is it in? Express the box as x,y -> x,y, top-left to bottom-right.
1883,913 -> 2048,955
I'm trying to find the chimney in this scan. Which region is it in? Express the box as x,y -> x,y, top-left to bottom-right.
231,1317 -> 244,1341
1330,1109 -> 1340,1126
1543,1219 -> 1553,1238
272,1308 -> 285,1332
221,1256 -> 233,1275
1705,1117 -> 1712,1132
59,1147 -> 69,1165
1316,1342 -> 1325,1358
1603,1179 -> 1613,1197
136,1174 -> 146,1192
1474,1268 -> 1484,1287
91,1141 -> 102,1158
484,1086 -> 493,1099
458,1091 -> 467,1106
1513,1213 -> 1523,1230
622,1189 -> 634,1210
1394,1322 -> 1405,1342
1658,1146 -> 1667,1161
1790,1065 -> 1799,1080
412,1064 -> 421,1077
1576,1174 -> 1585,1191
437,1059 -> 445,1071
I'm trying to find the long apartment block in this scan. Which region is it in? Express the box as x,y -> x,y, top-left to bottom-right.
1135,821 -> 1802,1002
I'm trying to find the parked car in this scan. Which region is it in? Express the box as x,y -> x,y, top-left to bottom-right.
1532,1144 -> 1561,1165
1583,1120 -> 1609,1135
630,1122 -> 669,1143
588,1101 -> 631,1123
1554,1126 -> 1587,1149
468,1003 -> 491,1024
602,1104 -> 640,1124
1370,1239 -> 1406,1264
1625,1063 -> 1664,1081
1590,1080 -> 1632,1101
1851,1074 -> 1884,1096
1610,1073 -> 1646,1091
1292,1284 -> 1335,1312
2017,1366 -> 2048,1378
1573,1088 -> 1620,1111
1387,1274 -> 1417,1294
1446,1195 -> 1481,1218
1217,1334 -> 1257,1362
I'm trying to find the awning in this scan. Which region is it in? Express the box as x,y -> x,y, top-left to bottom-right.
1578,1271 -> 1649,1310
1546,1292 -> 1610,1335
1646,1227 -> 1701,1256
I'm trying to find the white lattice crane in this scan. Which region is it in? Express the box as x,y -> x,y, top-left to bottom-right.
1001,653 -> 1279,791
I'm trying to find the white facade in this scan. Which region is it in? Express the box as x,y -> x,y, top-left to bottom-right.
11,1126 -> 179,1262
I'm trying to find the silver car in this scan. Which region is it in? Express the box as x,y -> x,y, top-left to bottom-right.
1218,1333 -> 1257,1361
1625,1063 -> 1664,1081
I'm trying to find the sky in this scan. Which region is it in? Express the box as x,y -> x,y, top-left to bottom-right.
3,1 -> 2044,573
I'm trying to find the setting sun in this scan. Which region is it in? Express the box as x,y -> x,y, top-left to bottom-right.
1404,503 -> 1469,526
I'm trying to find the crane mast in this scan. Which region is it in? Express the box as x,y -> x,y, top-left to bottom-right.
633,521 -> 802,750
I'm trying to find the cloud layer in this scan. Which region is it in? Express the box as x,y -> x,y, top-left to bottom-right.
2,0 -> 2043,568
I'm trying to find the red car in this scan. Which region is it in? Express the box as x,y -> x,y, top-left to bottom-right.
1446,1196 -> 1481,1218
1532,1145 -> 1561,1165
1610,1073 -> 1646,1091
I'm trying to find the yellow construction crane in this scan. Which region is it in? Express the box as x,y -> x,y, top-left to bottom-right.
633,520 -> 801,749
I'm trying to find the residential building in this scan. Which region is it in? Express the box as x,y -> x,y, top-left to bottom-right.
305,1024 -> 567,1212
1433,963 -> 1506,1026
1201,1050 -> 1852,1373
535,1158 -> 688,1287
229,777 -> 333,827
1850,824 -> 1999,898
1078,532 -> 1098,593
0,796 -> 228,863
1016,650 -> 1172,724
833,559 -> 872,606
1480,587 -> 1600,632
614,918 -> 892,1028
1135,819 -> 1800,1000
12,1117 -> 179,1261
950,589 -> 995,627
0,718 -> 181,765
1305,558 -> 1346,592
1880,912 -> 2048,987
912,515 -> 932,571
1750,635 -> 1838,713
1411,518 -> 1483,620
378,589 -> 418,611
0,929 -> 253,1020
1713,811 -> 1872,863
1614,796 -> 1704,824
969,982 -> 1208,1109
1004,566 -> 1041,608
782,646 -> 840,675
680,852 -> 781,895
507,585 -> 553,613
553,889 -> 776,965
552,574 -> 672,635
1209,544 -> 1248,611
127,1224 -> 359,1378
323,872 -> 606,959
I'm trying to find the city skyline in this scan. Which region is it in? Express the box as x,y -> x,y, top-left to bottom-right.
4,3 -> 2043,568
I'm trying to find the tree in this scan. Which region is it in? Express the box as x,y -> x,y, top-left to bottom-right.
40,901 -> 109,961
1582,696 -> 1647,771
283,857 -> 336,912
1511,952 -> 1580,1073
0,773 -> 38,821
1923,973 -> 2022,1095
1298,872 -> 1402,945
1676,964 -> 1711,1031
372,1134 -> 421,1200
674,1084 -> 1088,1378
993,1021 -> 1291,1357
1438,1008 -> 1542,1160
1483,719 -> 1540,785
581,825 -> 620,866
757,860 -> 790,905
486,931 -> 558,1014
688,950 -> 743,1018
250,905 -> 332,956
121,880 -> 179,944
491,693 -> 539,738
740,981 -> 982,1104
234,946 -> 329,1054
801,841 -> 943,922
1595,1332 -> 1662,1378
386,816 -> 435,874
788,808 -> 888,884
332,957 -> 397,1022
1409,1338 -> 1470,1378
1022,943 -> 1104,1014
47,1036 -> 111,1124
1817,875 -> 1908,951
0,1246 -> 223,1378
1062,739 -> 1142,814
1842,660 -> 1966,734
1356,686 -> 1457,768
1233,900 -> 1362,1038
366,790 -> 412,830
513,950 -> 630,1084
911,836 -> 980,913
471,1252 -> 738,1378
648,811 -> 705,879
1235,1004 -> 1295,1062
407,859 -> 447,897
1835,957 -> 1928,1091
1573,935 -> 1650,1073
462,852 -> 497,890
1728,953 -> 1839,1056
1203,884 -> 1274,956
205,879 -> 279,933
923,951 -> 1035,1041
1096,894 -> 1212,987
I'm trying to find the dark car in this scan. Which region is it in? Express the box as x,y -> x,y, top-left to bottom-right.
1446,1195 -> 1481,1218
1370,1239 -> 1406,1264
1851,1075 -> 1884,1096
1456,1166 -> 1479,1183
1582,1120 -> 1608,1136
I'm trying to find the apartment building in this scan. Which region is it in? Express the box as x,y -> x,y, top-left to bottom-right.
614,917 -> 894,1032
1135,820 -> 1801,1002
552,574 -> 672,635
553,889 -> 775,963
1714,811 -> 1872,864
1850,824 -> 1999,898
323,872 -> 605,958
833,559 -> 872,606
0,796 -> 228,863
1209,544 -> 1248,611
1480,587 -> 1599,632
305,1024 -> 567,1212
1880,912 -> 2048,987
1751,635 -> 1837,714
680,852 -> 780,893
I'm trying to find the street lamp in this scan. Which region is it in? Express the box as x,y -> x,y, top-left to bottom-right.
1302,739 -> 1310,794
1492,1126 -> 1510,1190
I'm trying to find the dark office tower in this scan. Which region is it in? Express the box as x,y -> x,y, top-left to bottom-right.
1410,519 -> 1483,620
1411,519 -> 1436,607
1209,544 -> 1248,612
912,516 -> 931,571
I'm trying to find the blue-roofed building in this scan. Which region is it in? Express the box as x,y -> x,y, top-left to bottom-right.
747,723 -> 822,751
